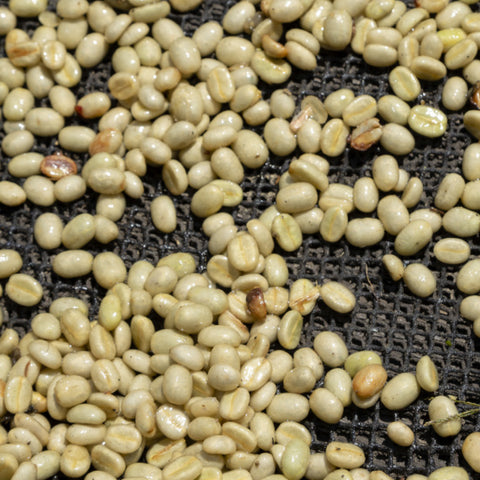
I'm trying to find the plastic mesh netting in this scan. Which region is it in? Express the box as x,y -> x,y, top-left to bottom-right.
1,0 -> 480,478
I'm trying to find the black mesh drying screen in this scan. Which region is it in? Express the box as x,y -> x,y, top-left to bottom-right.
1,0 -> 480,478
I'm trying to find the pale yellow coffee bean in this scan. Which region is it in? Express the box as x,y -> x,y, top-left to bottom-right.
25,107 -> 64,136
323,9 -> 353,50
60,308 -> 91,348
408,105 -> 448,138
216,36 -> 255,67
53,175 -> 86,204
89,444 -> 125,478
403,263 -> 436,297
232,130 -> 269,169
381,372 -> 421,410
104,423 -> 142,455
463,143 -> 480,180
433,238 -> 470,265
377,195 -> 409,235
97,294 -> 123,332
323,368 -> 352,407
457,259 -> 480,294
54,375 -> 91,408
428,395 -> 461,437
190,184 -> 224,218
240,356 -> 271,392
59,444 -> 90,478
345,218 -> 384,248
162,455 -> 204,480
442,76 -> 468,111
415,355 -> 439,392
325,470 -> 353,480
382,254 -> 404,281
23,175 -> 55,206
462,432 -> 480,473
187,417 -> 221,442
0,249 -> 22,279
66,404 -> 106,426
313,331 -> 348,368
5,376 -> 32,413
271,214 -> 303,252
372,154 -> 399,192
49,297 -> 88,320
0,181 -> 26,207
28,339 -> 61,370
320,119 -> 349,157
401,177 -> 423,208
266,393 -> 309,423
61,213 -> 95,249
309,387 -> 344,424
460,295 -> 480,321
428,467 -> 469,480
320,206 -> 348,243
58,126 -> 96,153
388,66 -> 421,102
341,95 -> 377,128
276,182 -> 318,215
277,310 -> 303,350
319,281 -> 356,314
249,381 -> 276,413
377,95 -> 411,125
380,123 -> 415,156
353,177 -> 379,213
250,49 -> 291,85
410,55 -> 447,81
52,250 -> 94,278
394,220 -> 433,256
162,364 -> 193,405
275,421 -> 311,447
444,38 -> 477,70
387,421 -> 414,447
5,273 -> 43,306
410,209 -> 442,233
325,442 -> 365,470
443,207 -> 480,237
268,350 -> 293,384
124,463 -> 163,480
461,179 -> 480,210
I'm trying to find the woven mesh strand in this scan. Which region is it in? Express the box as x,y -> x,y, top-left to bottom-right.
1,0 -> 480,478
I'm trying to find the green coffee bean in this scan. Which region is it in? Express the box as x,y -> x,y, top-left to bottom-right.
281,439 -> 310,480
